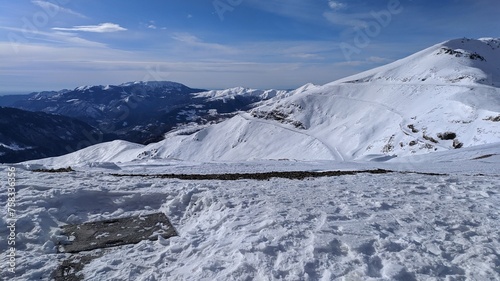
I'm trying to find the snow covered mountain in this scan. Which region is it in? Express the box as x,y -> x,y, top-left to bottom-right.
143,38 -> 500,161
26,38 -> 500,165
6,81 -> 287,145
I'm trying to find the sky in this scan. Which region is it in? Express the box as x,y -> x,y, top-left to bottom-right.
0,0 -> 498,93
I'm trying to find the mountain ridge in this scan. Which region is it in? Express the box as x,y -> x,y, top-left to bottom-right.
3,81 -> 290,147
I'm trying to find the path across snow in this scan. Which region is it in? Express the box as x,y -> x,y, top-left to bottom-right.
239,113 -> 345,161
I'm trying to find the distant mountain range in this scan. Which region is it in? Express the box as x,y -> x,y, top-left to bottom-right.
24,37 -> 500,165
0,82 -> 289,163
0,107 -> 114,163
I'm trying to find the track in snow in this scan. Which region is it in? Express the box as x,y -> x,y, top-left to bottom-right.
239,112 -> 345,161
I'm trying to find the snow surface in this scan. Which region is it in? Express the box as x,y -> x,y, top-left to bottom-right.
1,145 -> 500,280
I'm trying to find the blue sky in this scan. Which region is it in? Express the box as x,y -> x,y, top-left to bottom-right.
0,0 -> 498,93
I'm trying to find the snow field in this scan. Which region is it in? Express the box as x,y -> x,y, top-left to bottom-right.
0,164 -> 499,280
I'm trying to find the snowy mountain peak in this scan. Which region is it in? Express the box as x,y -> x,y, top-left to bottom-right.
438,37 -> 500,62
75,85 -> 95,91
290,83 -> 319,95
334,37 -> 500,87
474,37 -> 500,49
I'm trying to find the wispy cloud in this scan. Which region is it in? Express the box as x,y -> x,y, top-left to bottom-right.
0,26 -> 108,48
147,20 -> 157,29
31,0 -> 87,19
0,32 -> 395,92
53,23 -> 127,33
244,0 -> 322,22
171,33 -> 236,53
367,56 -> 390,63
334,56 -> 391,67
328,1 -> 346,11
290,53 -> 324,60
323,11 -> 372,28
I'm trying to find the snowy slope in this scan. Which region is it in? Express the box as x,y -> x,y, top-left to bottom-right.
25,140 -> 145,167
2,146 -> 500,280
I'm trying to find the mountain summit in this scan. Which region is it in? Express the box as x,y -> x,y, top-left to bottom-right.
334,37 -> 499,86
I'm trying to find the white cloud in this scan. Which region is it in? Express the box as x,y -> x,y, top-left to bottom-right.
148,25 -> 157,29
334,56 -> 390,67
31,0 -> 87,18
367,56 -> 390,63
171,33 -> 236,53
171,33 -> 199,43
53,23 -> 127,33
244,0 -> 321,22
323,11 -> 371,28
0,26 -> 108,48
328,1 -> 346,11
290,53 -> 323,60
